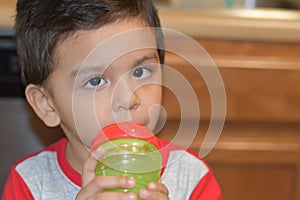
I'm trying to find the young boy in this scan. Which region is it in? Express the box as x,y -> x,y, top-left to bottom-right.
2,0 -> 222,199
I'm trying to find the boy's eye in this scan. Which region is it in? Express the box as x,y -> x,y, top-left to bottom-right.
85,76 -> 107,88
133,67 -> 151,79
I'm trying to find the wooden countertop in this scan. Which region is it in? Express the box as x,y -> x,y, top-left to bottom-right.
158,8 -> 300,42
1,1 -> 300,42
0,0 -> 16,28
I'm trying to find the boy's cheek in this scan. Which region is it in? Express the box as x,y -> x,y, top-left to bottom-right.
72,109 -> 103,146
146,104 -> 164,131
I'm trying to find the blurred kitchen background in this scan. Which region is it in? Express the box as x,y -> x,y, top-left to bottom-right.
1,0 -> 300,199
155,0 -> 300,9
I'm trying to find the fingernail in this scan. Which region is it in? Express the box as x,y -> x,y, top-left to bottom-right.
127,177 -> 136,187
127,193 -> 136,199
147,182 -> 156,189
96,147 -> 105,153
92,148 -> 105,160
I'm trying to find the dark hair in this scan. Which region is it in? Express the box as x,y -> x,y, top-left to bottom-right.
15,0 -> 165,85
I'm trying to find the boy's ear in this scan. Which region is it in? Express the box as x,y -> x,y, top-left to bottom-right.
25,84 -> 60,127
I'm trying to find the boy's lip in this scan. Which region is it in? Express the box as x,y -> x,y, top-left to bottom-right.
115,120 -> 148,127
116,120 -> 155,132
112,115 -> 149,127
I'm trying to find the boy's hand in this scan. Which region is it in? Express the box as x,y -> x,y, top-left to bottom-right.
139,182 -> 169,200
76,148 -> 137,200
76,148 -> 169,200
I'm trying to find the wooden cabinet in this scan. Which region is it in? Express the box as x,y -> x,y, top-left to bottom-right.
159,39 -> 300,200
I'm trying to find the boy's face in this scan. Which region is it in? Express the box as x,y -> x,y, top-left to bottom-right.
45,19 -> 162,146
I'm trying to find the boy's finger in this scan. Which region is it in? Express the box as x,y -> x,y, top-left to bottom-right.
138,188 -> 169,200
138,182 -> 169,200
78,176 -> 136,199
81,147 -> 105,187
147,182 -> 169,196
89,176 -> 136,190
85,192 -> 136,200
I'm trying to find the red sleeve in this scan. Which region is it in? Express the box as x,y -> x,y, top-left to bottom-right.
1,166 -> 34,200
189,171 -> 223,200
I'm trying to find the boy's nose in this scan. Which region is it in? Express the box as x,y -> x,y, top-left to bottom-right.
112,80 -> 140,112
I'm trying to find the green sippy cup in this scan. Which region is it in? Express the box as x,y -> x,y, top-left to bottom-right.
91,122 -> 162,199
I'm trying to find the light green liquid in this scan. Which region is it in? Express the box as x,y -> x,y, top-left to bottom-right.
94,138 -> 162,199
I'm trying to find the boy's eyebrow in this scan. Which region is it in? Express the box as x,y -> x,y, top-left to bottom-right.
132,53 -> 158,67
70,53 -> 158,79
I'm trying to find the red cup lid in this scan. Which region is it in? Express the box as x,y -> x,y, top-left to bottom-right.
91,122 -> 160,151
